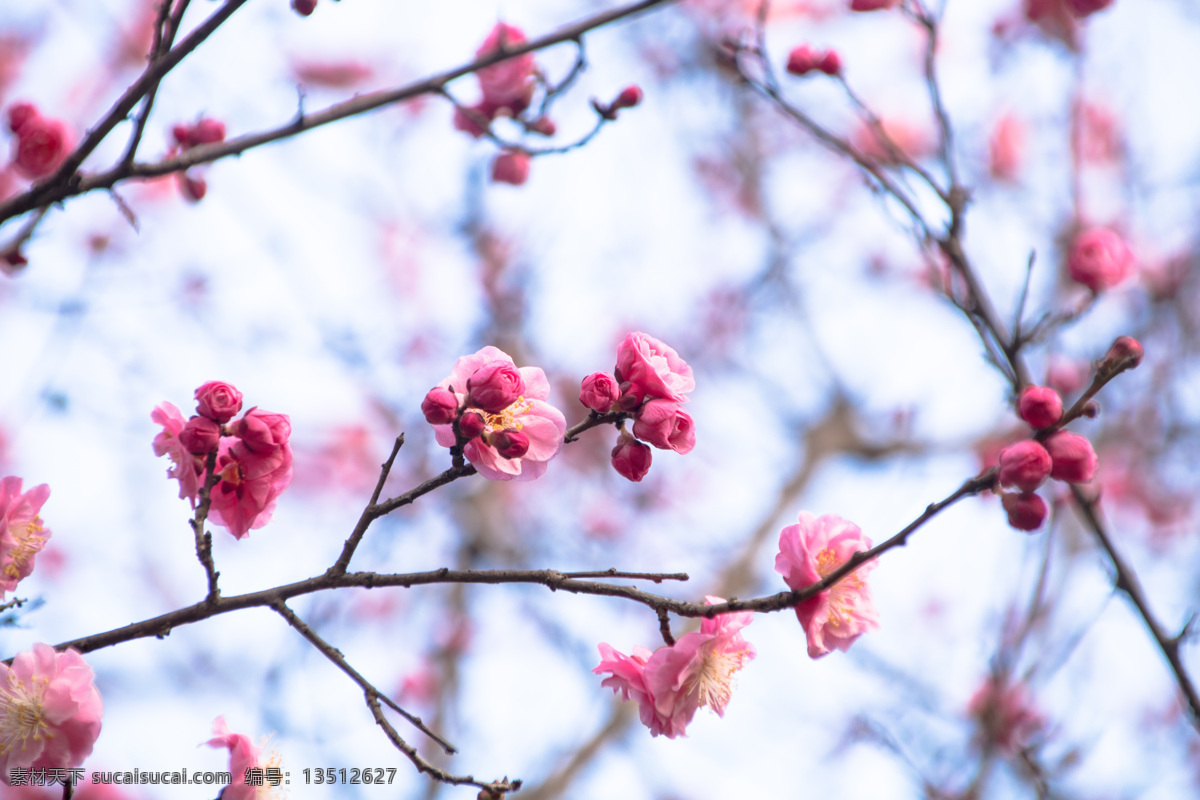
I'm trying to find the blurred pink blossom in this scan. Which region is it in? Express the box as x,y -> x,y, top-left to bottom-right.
1018,386 -> 1063,429
0,477 -> 50,595
1068,227 -> 1135,293
988,113 -> 1025,182
998,440 -> 1053,492
206,717 -> 283,800
968,676 -> 1045,753
1002,491 -> 1048,531
775,512 -> 878,658
1045,431 -> 1097,483
475,23 -> 535,117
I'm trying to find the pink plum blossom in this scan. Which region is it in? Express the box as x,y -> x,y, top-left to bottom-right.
491,149 -> 531,186
466,361 -> 525,412
431,346 -> 566,481
579,372 -> 620,413
611,432 -> 652,482
0,644 -> 103,781
0,477 -> 51,595
206,716 -> 284,800
230,408 -> 291,454
594,596 -> 755,738
475,23 -> 535,116
194,380 -> 243,423
1068,227 -> 1135,293
9,109 -> 71,180
152,401 -> 203,504
1002,491 -> 1048,531
208,432 -> 294,539
1017,386 -> 1063,429
774,512 -> 879,658
998,439 -> 1053,492
179,416 -> 221,455
631,399 -> 696,454
614,332 -> 695,404
1044,431 -> 1097,483
421,386 -> 459,424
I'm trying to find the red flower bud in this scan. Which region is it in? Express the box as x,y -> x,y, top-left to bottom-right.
786,45 -> 821,76
1044,431 -> 1097,483
528,116 -> 557,137
1068,227 -> 1135,293
180,173 -> 207,202
1002,491 -> 1048,532
579,372 -> 620,413
179,416 -> 222,455
998,440 -> 1052,492
292,0 -> 317,15
817,50 -> 842,76
190,118 -> 226,146
171,123 -> 194,148
612,85 -> 643,111
421,386 -> 459,425
231,408 -> 291,453
1100,335 -> 1144,372
195,381 -> 244,423
1017,386 -> 1063,430
466,362 -> 525,413
490,428 -> 530,459
12,115 -> 70,180
1066,0 -> 1113,17
458,410 -> 487,441
611,434 -> 652,482
7,102 -> 38,134
491,150 -> 531,186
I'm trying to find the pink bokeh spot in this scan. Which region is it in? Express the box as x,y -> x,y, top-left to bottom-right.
775,512 -> 879,658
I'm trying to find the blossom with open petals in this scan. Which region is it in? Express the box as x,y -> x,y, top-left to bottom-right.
0,644 -> 102,782
206,717 -> 284,800
614,332 -> 695,404
0,477 -> 51,595
209,433 -> 294,540
151,401 -> 203,504
431,346 -> 566,481
595,597 -> 754,738
775,512 -> 878,658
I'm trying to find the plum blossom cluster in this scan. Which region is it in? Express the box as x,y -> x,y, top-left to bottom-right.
775,512 -> 879,658
579,332 -> 696,482
422,346 -> 566,481
1067,227 -> 1136,294
153,381 -> 294,539
0,643 -> 103,784
206,717 -> 285,800
168,116 -> 226,202
593,597 -> 755,738
6,102 -> 71,181
0,477 -> 51,597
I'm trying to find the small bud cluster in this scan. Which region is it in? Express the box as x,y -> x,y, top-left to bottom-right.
579,332 -> 696,482
169,117 -> 227,203
785,45 -> 842,77
152,381 -> 293,539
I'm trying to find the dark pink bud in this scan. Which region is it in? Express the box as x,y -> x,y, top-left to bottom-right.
617,381 -> 645,413
528,116 -> 557,137
611,434 -> 652,482
1017,386 -> 1063,430
1100,335 -> 1144,371
1044,431 -> 1097,483
195,381 -> 244,423
458,410 -> 486,441
613,85 -> 643,111
490,150 -> 531,186
179,416 -> 222,455
452,105 -> 490,139
817,50 -> 842,76
232,407 -> 291,453
998,440 -> 1052,492
421,386 -> 459,425
292,0 -> 317,15
180,173 -> 207,202
786,45 -> 820,76
1002,492 -> 1048,532
1066,0 -> 1113,16
631,399 -> 696,454
190,118 -> 226,146
1068,227 -> 1135,293
8,102 -> 39,134
579,372 -> 620,413
490,428 -> 530,459
12,116 -> 69,180
171,123 -> 194,148
466,362 -> 525,413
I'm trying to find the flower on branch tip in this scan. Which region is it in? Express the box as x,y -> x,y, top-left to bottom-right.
1100,335 -> 1143,372
774,512 -> 878,659
206,716 -> 285,800
632,399 -> 696,454
614,332 -> 695,405
475,23 -> 535,118
596,85 -> 643,120
997,439 -> 1052,493
611,431 -> 652,482
594,596 -> 755,738
195,380 -> 243,423
1044,431 -> 1097,483
491,150 -> 531,186
0,477 -> 51,596
172,118 -> 226,150
1068,227 -> 1135,293
1017,386 -> 1063,430
0,644 -> 103,782
431,346 -> 566,481
1001,491 -> 1048,532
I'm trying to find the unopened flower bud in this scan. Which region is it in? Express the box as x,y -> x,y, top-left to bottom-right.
528,116 -> 557,137
1100,335 -> 1144,372
190,118 -> 226,145
171,123 -> 194,148
611,433 -> 652,482
1044,431 -> 1097,483
421,386 -> 459,425
1017,385 -> 1063,430
1002,491 -> 1048,532
817,50 -> 842,76
12,115 -> 70,180
466,362 -> 524,413
179,416 -> 222,455
1081,400 -> 1100,419
490,428 -> 530,459
491,150 -> 531,186
998,440 -> 1052,492
617,381 -> 645,413
195,381 -> 244,423
458,410 -> 486,441
180,173 -> 207,202
613,85 -> 643,111
292,0 -> 317,15
7,102 -> 38,134
579,372 -> 620,413
1068,227 -> 1135,294
231,408 -> 291,453
632,399 -> 696,454
786,44 -> 821,76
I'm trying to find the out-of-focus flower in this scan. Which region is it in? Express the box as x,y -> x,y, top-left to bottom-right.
785,45 -> 841,76
1044,431 -> 1097,483
594,596 -> 755,738
998,440 -> 1053,492
206,717 -> 284,800
475,23 -> 535,117
431,346 -> 566,481
1100,335 -> 1144,372
774,512 -> 878,658
8,107 -> 71,180
490,150 -> 531,186
615,332 -> 695,404
292,0 -> 317,16
988,113 -> 1025,181
0,477 -> 50,595
1018,386 -> 1063,429
968,676 -> 1045,753
850,0 -> 901,10
1002,491 -> 1048,531
1068,227 -> 1135,293
0,644 -> 102,781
